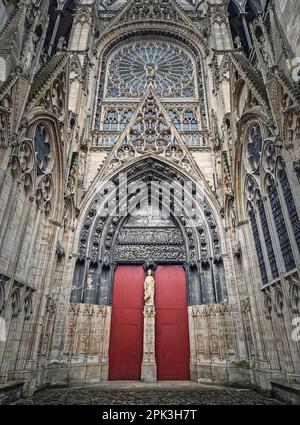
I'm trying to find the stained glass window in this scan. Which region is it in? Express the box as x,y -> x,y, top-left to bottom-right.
247,123 -> 262,170
104,110 -> 118,131
183,110 -> 198,131
269,184 -> 296,272
120,110 -> 134,130
257,199 -> 279,279
35,124 -> 50,173
280,169 -> 300,253
106,41 -> 196,98
250,210 -> 268,285
168,110 -> 181,130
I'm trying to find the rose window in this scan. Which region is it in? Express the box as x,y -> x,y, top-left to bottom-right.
106,41 -> 196,98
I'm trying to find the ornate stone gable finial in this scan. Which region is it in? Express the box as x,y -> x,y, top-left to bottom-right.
113,0 -> 189,27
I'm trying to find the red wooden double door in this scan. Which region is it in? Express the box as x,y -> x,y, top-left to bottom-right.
109,265 -> 190,381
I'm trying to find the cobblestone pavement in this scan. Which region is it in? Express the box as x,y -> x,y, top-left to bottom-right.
15,383 -> 282,405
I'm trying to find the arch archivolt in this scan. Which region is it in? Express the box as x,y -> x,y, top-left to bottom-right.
72,157 -> 229,306
96,20 -> 207,61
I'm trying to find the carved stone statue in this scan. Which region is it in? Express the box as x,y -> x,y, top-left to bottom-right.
145,64 -> 156,85
23,32 -> 38,71
234,35 -> 242,50
57,36 -> 66,52
144,269 -> 155,305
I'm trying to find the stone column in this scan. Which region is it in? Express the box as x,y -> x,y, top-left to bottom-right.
241,13 -> 253,50
141,304 -> 157,383
48,9 -> 64,56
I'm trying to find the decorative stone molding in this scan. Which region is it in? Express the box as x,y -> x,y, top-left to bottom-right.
113,0 -> 190,27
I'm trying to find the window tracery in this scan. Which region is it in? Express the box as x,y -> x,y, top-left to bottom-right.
248,205 -> 268,285
106,41 -> 196,99
247,122 -> 263,171
168,110 -> 181,130
243,123 -> 299,286
33,122 -> 55,217
94,38 -> 206,148
257,197 -> 279,279
267,178 -> 295,273
279,167 -> 300,253
34,123 -> 51,174
183,110 -> 198,131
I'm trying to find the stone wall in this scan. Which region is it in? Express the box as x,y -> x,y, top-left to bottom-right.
188,303 -> 250,385
60,304 -> 111,386
276,0 -> 300,56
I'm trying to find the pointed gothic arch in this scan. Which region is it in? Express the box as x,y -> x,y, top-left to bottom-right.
72,155 -> 228,308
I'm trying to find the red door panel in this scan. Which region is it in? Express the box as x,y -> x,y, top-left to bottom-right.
112,266 -> 145,309
155,265 -> 190,381
109,265 -> 190,381
109,266 -> 144,380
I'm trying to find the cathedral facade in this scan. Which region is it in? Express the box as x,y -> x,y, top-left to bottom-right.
0,0 -> 300,403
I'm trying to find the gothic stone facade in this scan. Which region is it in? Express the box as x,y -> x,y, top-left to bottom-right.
0,0 -> 300,402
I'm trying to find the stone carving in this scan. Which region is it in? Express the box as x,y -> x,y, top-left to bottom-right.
288,278 -> 300,314
46,297 -> 57,314
263,140 -> 277,173
74,160 -> 226,307
191,303 -> 235,363
78,152 -> 87,185
24,290 -> 34,320
22,31 -> 39,71
144,270 -> 155,306
274,288 -> 284,318
57,36 -> 66,52
0,107 -> 10,149
64,304 -> 109,361
293,159 -> 300,182
0,274 -> 9,314
107,41 -> 195,98
263,290 -> 272,318
258,33 -> 273,69
117,0 -> 186,26
142,268 -> 157,383
234,36 -> 242,50
143,304 -> 156,318
117,227 -> 183,245
115,244 -> 186,263
56,242 -> 66,259
104,93 -> 198,179
233,241 -> 242,258
9,285 -> 21,318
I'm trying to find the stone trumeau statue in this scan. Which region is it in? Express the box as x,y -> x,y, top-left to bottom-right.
144,269 -> 155,306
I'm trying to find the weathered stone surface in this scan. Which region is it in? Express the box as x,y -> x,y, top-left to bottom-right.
12,384 -> 282,405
